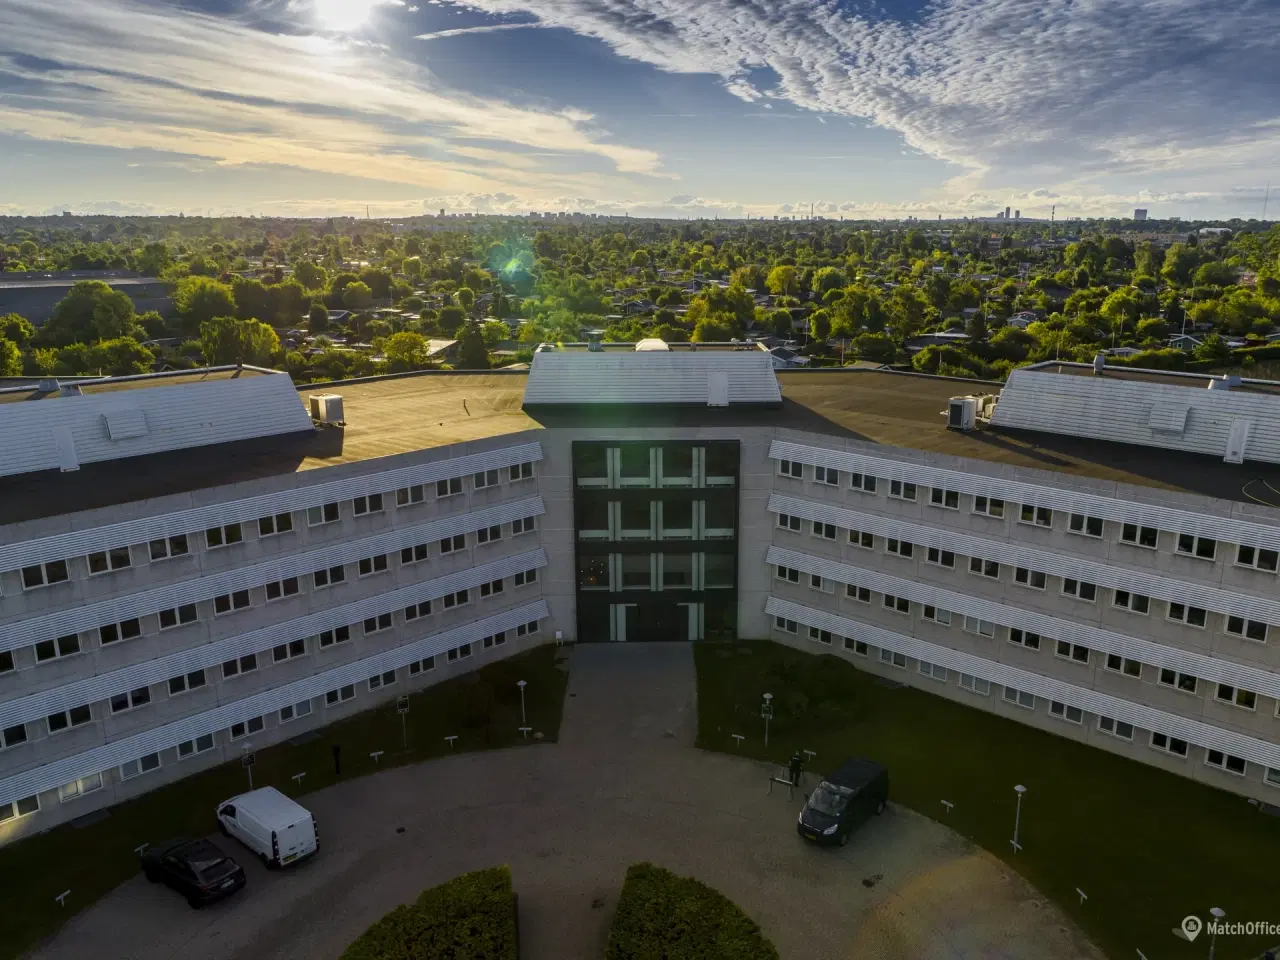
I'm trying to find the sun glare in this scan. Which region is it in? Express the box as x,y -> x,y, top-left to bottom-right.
312,0 -> 383,32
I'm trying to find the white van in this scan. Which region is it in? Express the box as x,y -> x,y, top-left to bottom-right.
215,787 -> 318,868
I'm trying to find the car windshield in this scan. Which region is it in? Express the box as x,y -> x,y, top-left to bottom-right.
808,782 -> 854,817
191,856 -> 232,883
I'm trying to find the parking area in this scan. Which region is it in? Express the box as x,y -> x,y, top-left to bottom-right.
28,643 -> 1104,960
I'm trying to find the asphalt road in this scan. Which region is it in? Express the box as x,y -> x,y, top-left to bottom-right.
28,643 -> 1105,960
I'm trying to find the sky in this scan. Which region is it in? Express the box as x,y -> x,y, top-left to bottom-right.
1,0 -> 1278,221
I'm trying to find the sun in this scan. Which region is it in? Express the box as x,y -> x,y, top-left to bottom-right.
311,0 -> 385,32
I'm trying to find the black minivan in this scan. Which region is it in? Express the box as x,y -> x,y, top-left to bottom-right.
796,758 -> 889,846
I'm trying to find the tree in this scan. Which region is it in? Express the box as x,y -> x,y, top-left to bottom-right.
810,266 -> 847,296
852,333 -> 896,364
0,313 -> 35,346
134,241 -> 171,277
384,331 -> 432,370
232,276 -> 271,321
456,287 -> 475,312
402,257 -> 423,281
886,286 -> 928,343
770,309 -> 793,338
199,316 -> 281,366
293,260 -> 326,290
1135,317 -> 1170,342
692,317 -> 733,342
0,338 -> 20,376
175,276 -> 236,332
308,303 -> 330,333
438,305 -> 467,337
342,281 -> 373,310
1100,288 -> 1143,335
1161,243 -> 1199,286
1193,261 -> 1237,287
1193,332 -> 1232,364
964,312 -> 989,342
44,280 -> 137,346
481,320 -> 510,346
456,320 -> 489,369
809,308 -> 831,342
765,265 -> 799,296
86,337 -> 155,376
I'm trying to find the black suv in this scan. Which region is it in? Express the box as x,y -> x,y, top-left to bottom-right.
797,758 -> 888,846
141,838 -> 246,908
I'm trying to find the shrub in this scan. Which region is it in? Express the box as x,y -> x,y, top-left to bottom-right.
340,866 -> 516,960
606,863 -> 779,960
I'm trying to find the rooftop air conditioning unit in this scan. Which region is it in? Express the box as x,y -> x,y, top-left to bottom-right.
309,393 -> 345,425
947,396 -> 977,431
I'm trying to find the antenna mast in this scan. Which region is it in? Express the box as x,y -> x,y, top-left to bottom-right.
1263,183 -> 1271,221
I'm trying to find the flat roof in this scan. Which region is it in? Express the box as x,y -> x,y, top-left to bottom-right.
0,277 -> 162,289
1038,362 -> 1280,397
0,368 -> 270,405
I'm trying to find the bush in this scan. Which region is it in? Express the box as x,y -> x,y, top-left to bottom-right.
606,863 -> 778,960
339,866 -> 516,960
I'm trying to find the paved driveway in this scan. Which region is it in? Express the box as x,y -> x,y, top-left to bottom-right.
29,643 -> 1103,960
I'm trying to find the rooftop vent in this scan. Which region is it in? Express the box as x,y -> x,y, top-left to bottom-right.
1207,375 -> 1241,391
947,396 -> 977,431
635,338 -> 670,352
37,378 -> 59,393
1093,353 -> 1106,375
58,383 -> 82,397
309,393 -> 345,425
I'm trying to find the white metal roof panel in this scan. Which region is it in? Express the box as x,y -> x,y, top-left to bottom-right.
522,351 -> 781,406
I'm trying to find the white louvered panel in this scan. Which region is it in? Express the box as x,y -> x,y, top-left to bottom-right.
0,601 -> 549,808
768,494 -> 1280,626
0,498 -> 545,650
0,549 -> 547,729
769,439 -> 1280,551
767,545 -> 1280,699
523,352 -> 782,406
765,596 -> 1280,770
0,441 -> 544,573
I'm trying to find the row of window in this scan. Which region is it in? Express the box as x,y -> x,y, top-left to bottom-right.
775,459 -> 1280,574
12,463 -> 537,591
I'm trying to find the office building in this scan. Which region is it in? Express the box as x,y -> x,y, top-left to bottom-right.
1135,209 -> 1149,221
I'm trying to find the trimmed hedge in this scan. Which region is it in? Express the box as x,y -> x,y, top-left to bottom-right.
340,866 -> 517,960
606,863 -> 779,960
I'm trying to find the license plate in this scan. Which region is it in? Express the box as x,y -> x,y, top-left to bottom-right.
220,878 -> 235,889
283,853 -> 297,863
804,831 -> 818,840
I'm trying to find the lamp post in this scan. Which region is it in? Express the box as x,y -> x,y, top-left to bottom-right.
761,693 -> 774,748
1208,907 -> 1225,960
517,680 -> 527,726
1011,784 -> 1027,853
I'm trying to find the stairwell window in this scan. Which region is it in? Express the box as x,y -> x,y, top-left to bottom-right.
889,480 -> 917,502
168,669 -> 206,696
358,554 -> 389,577
474,469 -> 500,490
307,502 -> 341,526
178,734 -> 217,759
1225,616 -> 1268,643
363,612 -> 393,635
1067,513 -> 1104,538
1167,602 -> 1208,628
325,685 -> 356,706
213,590 -> 252,615
512,516 -> 536,536
959,674 -> 990,695
1176,534 -> 1217,561
918,661 -> 947,682
510,461 -> 535,481
845,584 -> 871,603
1158,668 -> 1198,694
1054,639 -> 1090,664
1049,701 -> 1083,724
318,626 -> 351,648
1205,750 -> 1247,776
1150,731 -> 1188,757
480,578 -> 505,597
265,577 -> 300,601
1112,589 -> 1150,614
882,593 -> 910,614
1105,653 -> 1142,678
776,565 -> 800,584
921,605 -> 951,626
221,653 -> 258,679
21,559 -> 69,590
777,512 -> 801,532
87,546 -> 132,575
1019,504 -> 1052,528
812,520 -> 837,540
1097,716 -> 1134,740
1014,567 -> 1046,590
353,493 -> 384,516
1061,578 -> 1097,602
99,618 -> 142,644
815,466 -> 839,486
1120,523 -> 1158,548
808,626 -> 833,645
1002,686 -> 1035,710
149,535 -> 191,560
404,600 -> 431,621
886,538 -> 914,559
774,616 -> 798,634
926,547 -> 955,568
1236,544 -> 1280,573
1009,628 -> 1040,650
849,472 -> 877,493
778,459 -> 803,479
439,534 -> 465,555
312,565 -> 346,589
229,716 -> 264,740
848,529 -> 874,549
35,633 -> 81,662
257,513 -> 293,537
514,568 -> 538,586
929,487 -> 959,510
973,496 -> 1005,518
397,484 -> 426,506
1215,683 -> 1258,711
436,476 -> 463,498
476,524 -> 503,545
158,604 -> 198,630
963,616 -> 995,638
879,648 -> 907,669
401,543 -> 429,565
206,523 -> 243,549
969,557 -> 1000,579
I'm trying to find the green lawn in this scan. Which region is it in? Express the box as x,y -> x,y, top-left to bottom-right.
0,645 -> 568,960
695,640 -> 1280,960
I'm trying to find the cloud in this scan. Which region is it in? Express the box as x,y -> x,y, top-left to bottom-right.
415,22 -> 542,41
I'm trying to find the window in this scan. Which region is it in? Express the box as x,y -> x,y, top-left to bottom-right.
1105,653 -> 1142,678
1002,686 -> 1035,709
811,520 -> 837,541
510,461 -> 534,481
206,523 -> 243,549
918,660 -> 948,682
87,546 -> 132,575
368,670 -> 398,690
442,589 -> 469,610
0,795 -> 39,822
168,669 -> 206,696
473,468 -> 500,490
886,538 -> 914,559
969,557 -> 1000,579
815,465 -> 839,486
353,493 -> 384,516
776,565 -> 801,584
0,650 -> 11,674
177,734 -> 215,759
272,638 -> 307,662
882,593 -> 910,614
279,699 -> 313,723
408,656 -> 436,675
845,637 -> 869,656
222,653 -> 258,679
318,626 -> 351,648
778,458 -> 803,479
436,476 -> 463,498
476,524 -> 503,545
1120,523 -> 1158,548
963,616 -> 996,638
777,512 -> 802,532
109,686 -> 151,714
257,513 -> 293,537
808,626 -> 833,645
363,612 -> 393,634
1167,602 -> 1207,628
404,600 -> 432,621
1097,716 -> 1134,740
59,772 -> 105,801
1236,544 -> 1280,573
1158,668 -> 1198,693
929,487 -> 959,509
1014,567 -> 1046,589
148,535 -> 191,561
439,534 -> 465,555
447,643 -> 473,662
99,618 -> 142,645
514,568 -> 538,586
397,484 -> 426,506
1019,504 -> 1052,528
229,716 -> 264,740
1049,701 -> 1084,724
973,496 -> 1005,518
848,529 -> 874,549
483,631 -> 508,649
1150,731 -> 1188,757
21,559 -> 69,590
480,578 -> 505,597
307,502 -> 341,526
1068,513 -> 1104,538
845,584 -> 871,603
1268,767 -> 1280,788
47,704 -> 92,733
516,620 -> 539,637
774,616 -> 798,634
312,565 -> 346,589
2,723 -> 27,749
1061,578 -> 1097,602
959,673 -> 990,695
1055,639 -> 1090,664
401,543 -> 429,565
35,633 -> 81,662
1009,628 -> 1041,649
1215,683 -> 1258,711
358,554 -> 389,577
926,547 -> 955,568
849,472 -> 877,493
1176,533 -> 1217,561
265,577 -> 300,601
213,589 -> 252,614
878,648 -> 907,669
1225,616 -> 1268,643
156,603 -> 199,631
922,605 -> 952,626
1205,750 -> 1247,776
119,753 -> 161,780
889,479 -> 917,501
1112,590 -> 1150,614
512,516 -> 536,536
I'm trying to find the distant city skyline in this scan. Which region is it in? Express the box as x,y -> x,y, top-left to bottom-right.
1,0 -> 1277,221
